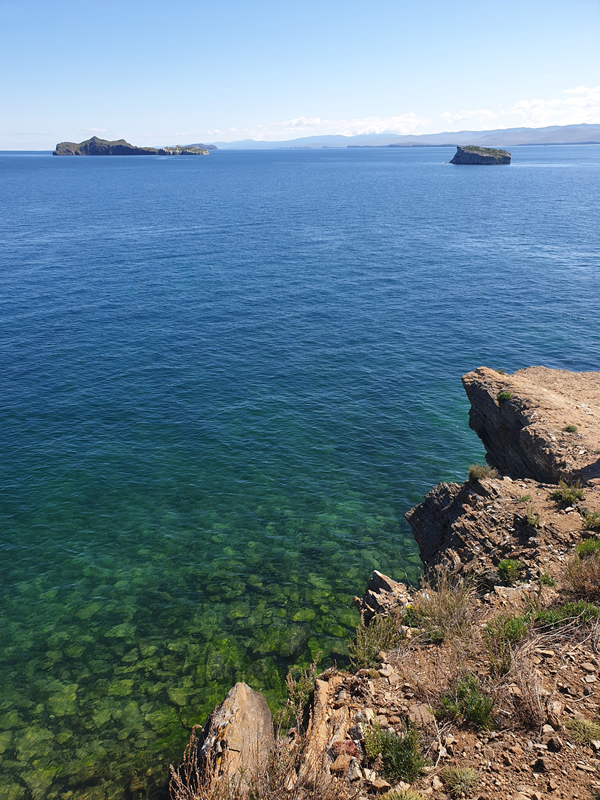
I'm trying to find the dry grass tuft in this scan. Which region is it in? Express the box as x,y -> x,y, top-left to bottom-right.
565,552 -> 600,601
410,567 -> 479,643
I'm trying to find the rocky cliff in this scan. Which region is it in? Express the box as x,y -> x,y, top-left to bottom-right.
53,136 -> 160,155
463,366 -> 600,485
170,366 -> 600,800
449,145 -> 511,165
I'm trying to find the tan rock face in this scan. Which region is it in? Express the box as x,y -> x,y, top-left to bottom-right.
198,682 -> 274,789
463,366 -> 600,485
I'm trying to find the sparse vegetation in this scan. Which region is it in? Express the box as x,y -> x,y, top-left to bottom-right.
349,613 -> 402,670
518,494 -> 531,503
364,722 -> 429,783
584,510 -> 600,530
468,463 -> 498,481
408,568 -> 478,643
440,766 -> 480,798
485,612 -> 531,676
534,601 -> 600,627
525,505 -> 540,527
549,479 -> 584,506
565,552 -> 600,601
498,558 -> 523,585
576,537 -> 600,558
382,791 -> 425,800
539,571 -> 556,587
497,391 -> 512,401
281,654 -> 321,729
565,717 -> 600,744
439,674 -> 494,730
564,424 -> 578,433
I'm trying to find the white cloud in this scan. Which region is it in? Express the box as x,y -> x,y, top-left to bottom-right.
507,85 -> 600,127
439,108 -> 498,129
210,113 -> 430,141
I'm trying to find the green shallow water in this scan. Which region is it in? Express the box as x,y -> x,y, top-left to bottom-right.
2,145 -> 600,798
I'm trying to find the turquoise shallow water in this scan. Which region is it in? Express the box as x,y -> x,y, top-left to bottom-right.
1,145 -> 600,799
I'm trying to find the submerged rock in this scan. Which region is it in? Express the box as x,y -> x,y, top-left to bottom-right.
450,145 -> 511,164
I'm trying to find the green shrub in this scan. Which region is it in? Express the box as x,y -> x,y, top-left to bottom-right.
539,571 -> 556,587
485,613 -> 530,675
498,558 -> 523,585
518,494 -> 531,502
468,463 -> 498,481
549,479 -> 584,506
440,766 -> 480,798
439,674 -> 494,730
526,505 -> 540,527
349,614 -> 401,670
565,718 -> 600,744
576,537 -> 600,558
564,424 -> 578,433
584,511 -> 600,530
497,391 -> 512,401
535,601 -> 600,627
364,723 -> 428,783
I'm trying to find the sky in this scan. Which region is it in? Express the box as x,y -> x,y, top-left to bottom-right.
1,0 -> 599,149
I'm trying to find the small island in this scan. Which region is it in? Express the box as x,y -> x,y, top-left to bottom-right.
450,145 -> 511,165
53,136 -> 210,156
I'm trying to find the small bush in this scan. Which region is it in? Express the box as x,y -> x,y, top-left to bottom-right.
485,613 -> 530,675
565,553 -> 600,601
440,766 -> 480,798
497,391 -> 512,401
518,494 -> 531,502
576,537 -> 600,558
382,791 -> 424,800
364,723 -> 428,783
526,505 -> 540,527
565,717 -> 600,744
349,613 -> 402,670
584,511 -> 600,530
410,569 -> 477,643
539,571 -> 556,587
564,424 -> 578,433
281,654 -> 320,729
498,558 -> 523,585
549,479 -> 584,506
468,463 -> 498,482
535,601 -> 600,627
440,674 -> 494,730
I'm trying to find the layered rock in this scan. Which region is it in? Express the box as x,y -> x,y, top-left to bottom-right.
450,145 -> 511,164
53,136 -> 159,155
195,682 -> 274,789
463,366 -> 600,485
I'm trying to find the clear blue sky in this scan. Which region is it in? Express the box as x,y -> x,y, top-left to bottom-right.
1,0 -> 599,149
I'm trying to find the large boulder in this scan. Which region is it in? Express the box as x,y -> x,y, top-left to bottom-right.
197,682 -> 274,790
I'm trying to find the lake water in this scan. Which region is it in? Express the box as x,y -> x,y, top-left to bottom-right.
1,145 -> 600,799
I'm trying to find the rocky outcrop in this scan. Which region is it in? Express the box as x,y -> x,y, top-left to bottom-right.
53,136 -> 159,155
158,146 -> 210,155
195,682 -> 274,789
353,569 -> 414,624
450,145 -> 510,164
463,366 -> 600,485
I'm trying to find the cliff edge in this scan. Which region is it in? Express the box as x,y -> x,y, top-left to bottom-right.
450,145 -> 511,165
463,366 -> 600,485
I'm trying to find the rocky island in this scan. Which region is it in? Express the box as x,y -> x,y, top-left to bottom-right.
450,145 -> 511,165
169,366 -> 600,800
53,136 -> 210,156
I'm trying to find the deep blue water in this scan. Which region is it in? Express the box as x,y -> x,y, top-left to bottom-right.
1,145 -> 599,799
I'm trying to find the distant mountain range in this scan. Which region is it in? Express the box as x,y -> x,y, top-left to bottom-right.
210,123 -> 600,150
